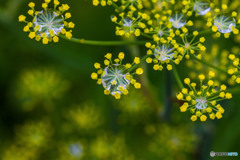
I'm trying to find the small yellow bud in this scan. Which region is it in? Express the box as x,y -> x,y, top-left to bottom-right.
28,2 -> 35,8
134,82 -> 141,89
191,115 -> 197,121
42,38 -> 49,44
184,78 -> 190,85
200,115 -> 207,121
94,63 -> 101,69
136,68 -> 143,75
118,52 -> 125,60
18,15 -> 26,22
53,36 -> 59,43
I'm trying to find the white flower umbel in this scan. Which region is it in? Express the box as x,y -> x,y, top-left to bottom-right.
169,13 -> 186,29
122,18 -> 134,32
34,11 -> 64,37
194,1 -> 210,15
214,15 -> 236,33
102,64 -> 130,95
195,97 -> 208,110
154,45 -> 175,61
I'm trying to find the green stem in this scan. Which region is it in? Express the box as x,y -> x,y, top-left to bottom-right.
162,69 -> 173,122
172,63 -> 184,89
191,55 -> 228,74
127,36 -> 159,111
140,32 -> 153,39
60,35 -> 150,46
226,87 -> 240,95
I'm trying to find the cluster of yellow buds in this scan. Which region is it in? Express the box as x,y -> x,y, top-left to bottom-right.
18,0 -> 74,44
177,72 -> 232,122
91,52 -> 143,99
228,54 -> 240,83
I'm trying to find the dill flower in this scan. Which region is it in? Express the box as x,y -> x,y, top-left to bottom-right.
204,4 -> 240,36
18,0 -> 74,44
145,42 -> 181,71
228,54 -> 240,83
177,31 -> 206,59
177,72 -> 232,121
112,12 -> 147,37
169,13 -> 186,29
91,52 -> 143,99
145,14 -> 172,41
213,15 -> 236,34
193,1 -> 210,15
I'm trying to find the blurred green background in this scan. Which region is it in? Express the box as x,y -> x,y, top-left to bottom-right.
0,0 -> 240,160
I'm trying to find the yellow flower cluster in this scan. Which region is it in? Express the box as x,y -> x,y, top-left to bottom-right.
177,31 -> 206,59
228,54 -> 240,83
205,3 -> 240,37
177,72 -> 232,122
111,12 -> 148,38
145,42 -> 180,71
91,52 -> 143,99
18,0 -> 74,44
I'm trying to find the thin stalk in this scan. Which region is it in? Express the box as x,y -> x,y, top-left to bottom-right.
60,25 -> 240,46
60,35 -> 151,46
226,87 -> 240,95
172,63 -> 184,89
162,69 -> 173,121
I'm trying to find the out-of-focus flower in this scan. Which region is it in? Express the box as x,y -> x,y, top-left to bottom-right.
116,89 -> 153,124
15,119 -> 53,148
2,145 -> 37,160
15,68 -> 70,111
68,103 -> 103,131
90,134 -> 135,160
148,124 -> 197,160
59,141 -> 85,160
